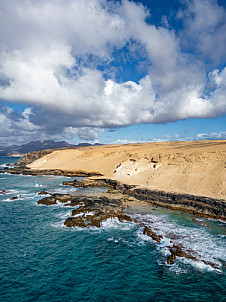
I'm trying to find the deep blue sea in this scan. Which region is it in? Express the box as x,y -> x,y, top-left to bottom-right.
0,157 -> 226,302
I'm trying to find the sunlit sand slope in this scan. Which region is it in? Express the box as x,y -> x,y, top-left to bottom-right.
28,140 -> 226,199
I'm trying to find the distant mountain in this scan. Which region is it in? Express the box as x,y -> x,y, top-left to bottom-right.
76,143 -> 102,147
0,140 -> 74,156
0,140 -> 102,156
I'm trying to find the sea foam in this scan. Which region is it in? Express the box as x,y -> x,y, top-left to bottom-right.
133,212 -> 226,271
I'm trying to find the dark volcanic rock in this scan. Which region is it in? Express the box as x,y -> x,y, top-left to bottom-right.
85,179 -> 226,221
167,244 -> 197,265
17,150 -> 53,167
36,176 -> 220,268
64,211 -> 120,228
118,214 -> 133,223
63,179 -> 108,188
2,166 -> 226,221
129,187 -> 226,221
52,194 -> 73,202
2,166 -> 103,178
63,179 -> 86,187
38,193 -> 73,205
202,260 -> 216,268
38,196 -> 57,205
61,177 -> 226,221
0,190 -> 9,195
38,191 -> 49,195
61,194 -> 132,228
167,253 -> 177,265
64,216 -> 87,227
166,244 -> 216,268
40,176 -> 226,221
143,226 -> 163,243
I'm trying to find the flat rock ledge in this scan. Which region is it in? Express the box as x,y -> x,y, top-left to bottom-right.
38,192 -> 135,228
2,166 -> 225,220
0,166 -> 102,177
63,178 -> 226,221
37,189 -> 217,268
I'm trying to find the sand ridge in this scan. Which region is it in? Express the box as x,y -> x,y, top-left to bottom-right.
28,140 -> 226,199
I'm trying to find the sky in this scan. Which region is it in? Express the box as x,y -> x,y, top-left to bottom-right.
0,0 -> 225,146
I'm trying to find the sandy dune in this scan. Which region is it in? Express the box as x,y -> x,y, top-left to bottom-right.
28,140 -> 226,199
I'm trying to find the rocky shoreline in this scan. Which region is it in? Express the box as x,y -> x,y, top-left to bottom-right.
0,166 -> 103,177
1,165 -> 225,221
37,178 -> 217,268
62,177 -> 226,221
1,163 -> 222,268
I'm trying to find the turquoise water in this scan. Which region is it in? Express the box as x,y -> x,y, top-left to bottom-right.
0,157 -> 226,302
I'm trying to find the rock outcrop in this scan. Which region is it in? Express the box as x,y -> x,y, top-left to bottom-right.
37,180 -> 217,269
167,244 -> 216,268
16,150 -> 53,167
65,178 -> 226,221
143,226 -> 163,243
25,140 -> 226,200
2,164 -> 225,221
0,166 -> 102,177
38,193 -> 74,205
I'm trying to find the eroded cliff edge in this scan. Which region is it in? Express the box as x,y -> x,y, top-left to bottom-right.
26,140 -> 226,199
2,140 -> 226,221
16,149 -> 53,166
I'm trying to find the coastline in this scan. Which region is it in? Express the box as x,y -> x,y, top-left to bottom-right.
25,140 -> 226,200
1,155 -> 225,300
1,139 -> 225,221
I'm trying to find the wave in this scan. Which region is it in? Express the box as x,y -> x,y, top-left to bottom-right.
34,182 -> 43,187
0,163 -> 14,169
0,189 -> 23,195
133,213 -> 226,272
48,187 -> 77,195
1,191 -> 37,202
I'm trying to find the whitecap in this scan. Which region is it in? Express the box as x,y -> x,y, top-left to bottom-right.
168,262 -> 188,274
107,238 -> 119,243
51,221 -> 66,229
56,211 -> 73,219
48,187 -> 77,194
0,163 -> 10,169
2,192 -> 35,202
2,198 -> 15,202
101,217 -> 135,230
132,212 -> 226,272
21,193 -> 37,200
72,211 -> 95,218
34,192 -> 51,198
18,173 -> 33,177
34,182 -> 43,187
1,189 -> 24,195
41,175 -> 66,179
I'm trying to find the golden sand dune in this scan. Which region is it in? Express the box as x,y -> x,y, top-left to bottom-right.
28,140 -> 226,199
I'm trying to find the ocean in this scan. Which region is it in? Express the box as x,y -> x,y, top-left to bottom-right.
0,156 -> 226,302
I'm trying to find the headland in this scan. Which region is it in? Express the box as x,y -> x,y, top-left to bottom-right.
26,140 -> 226,199
1,140 -> 226,221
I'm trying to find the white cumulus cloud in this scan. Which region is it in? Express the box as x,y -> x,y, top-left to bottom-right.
0,0 -> 225,144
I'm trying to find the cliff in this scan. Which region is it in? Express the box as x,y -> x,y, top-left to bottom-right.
17,149 -> 53,166
27,140 -> 226,200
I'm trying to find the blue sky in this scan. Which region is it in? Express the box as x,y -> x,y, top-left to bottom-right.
0,0 -> 225,146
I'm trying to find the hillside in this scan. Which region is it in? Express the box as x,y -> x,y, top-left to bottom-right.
27,140 -> 226,200
0,140 -> 102,156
